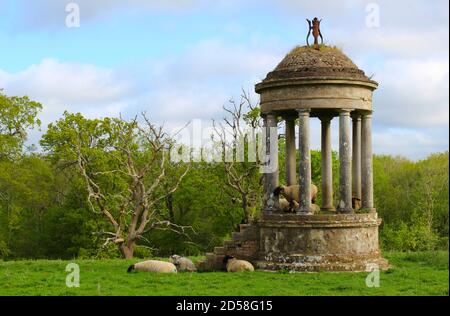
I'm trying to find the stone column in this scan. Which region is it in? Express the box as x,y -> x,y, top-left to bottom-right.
338,109 -> 353,213
297,109 -> 312,214
284,115 -> 297,186
352,114 -> 362,202
263,113 -> 279,211
320,116 -> 334,211
361,113 -> 375,211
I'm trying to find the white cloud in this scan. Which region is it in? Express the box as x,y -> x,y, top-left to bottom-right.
0,58 -> 133,124
373,127 -> 448,159
146,39 -> 281,85
0,39 -> 279,132
372,58 -> 449,128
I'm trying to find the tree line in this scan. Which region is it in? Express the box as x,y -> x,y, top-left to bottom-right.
0,91 -> 448,259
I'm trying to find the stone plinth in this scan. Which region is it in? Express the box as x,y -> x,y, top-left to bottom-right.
197,213 -> 389,272
256,212 -> 389,272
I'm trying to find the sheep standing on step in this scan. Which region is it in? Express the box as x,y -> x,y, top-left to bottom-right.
309,203 -> 321,214
170,255 -> 197,272
280,198 -> 320,214
127,260 -> 177,273
223,255 -> 254,272
274,184 -> 318,204
279,198 -> 299,213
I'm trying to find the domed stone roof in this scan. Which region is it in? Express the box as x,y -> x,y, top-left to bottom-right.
263,45 -> 372,82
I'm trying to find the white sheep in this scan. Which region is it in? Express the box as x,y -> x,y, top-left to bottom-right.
274,184 -> 318,204
279,197 -> 299,212
223,255 -> 254,272
280,198 -> 320,214
169,255 -> 197,272
127,260 -> 177,273
309,203 -> 321,214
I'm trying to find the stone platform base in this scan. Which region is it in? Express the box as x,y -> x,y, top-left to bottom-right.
256,255 -> 389,272
198,212 -> 389,272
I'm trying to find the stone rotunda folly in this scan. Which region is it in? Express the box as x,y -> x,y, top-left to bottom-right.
198,45 -> 389,272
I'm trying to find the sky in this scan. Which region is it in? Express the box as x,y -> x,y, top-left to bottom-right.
0,0 -> 448,160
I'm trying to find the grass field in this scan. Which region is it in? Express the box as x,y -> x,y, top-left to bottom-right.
0,251 -> 448,296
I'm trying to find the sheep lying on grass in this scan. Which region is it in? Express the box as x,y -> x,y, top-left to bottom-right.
170,255 -> 197,272
274,184 -> 318,204
223,255 -> 254,272
127,260 -> 177,273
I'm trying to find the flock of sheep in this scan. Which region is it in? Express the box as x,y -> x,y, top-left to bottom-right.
275,183 -> 362,212
127,183 -> 362,274
274,184 -> 320,213
127,255 -> 254,274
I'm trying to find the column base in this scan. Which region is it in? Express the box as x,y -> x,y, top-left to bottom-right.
320,206 -> 336,213
296,211 -> 313,215
337,208 -> 354,214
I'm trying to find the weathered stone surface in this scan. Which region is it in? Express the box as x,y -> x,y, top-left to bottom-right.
284,116 -> 297,186
320,117 -> 334,211
362,114 -> 374,211
255,44 -> 377,115
338,110 -> 353,213
265,46 -> 371,82
298,110 -> 312,214
203,43 -> 386,273
200,213 -> 388,272
257,213 -> 388,272
199,222 -> 261,271
257,80 -> 377,115
352,115 -> 362,200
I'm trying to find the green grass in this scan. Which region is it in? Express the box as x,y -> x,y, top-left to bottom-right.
0,251 -> 448,296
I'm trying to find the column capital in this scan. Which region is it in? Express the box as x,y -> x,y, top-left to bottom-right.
296,109 -> 311,115
351,113 -> 362,121
339,108 -> 352,115
282,114 -> 297,121
319,116 -> 333,123
362,113 -> 373,119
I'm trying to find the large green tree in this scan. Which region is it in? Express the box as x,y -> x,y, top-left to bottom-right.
0,91 -> 42,159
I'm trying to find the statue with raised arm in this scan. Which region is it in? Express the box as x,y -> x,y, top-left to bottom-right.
307,17 -> 323,50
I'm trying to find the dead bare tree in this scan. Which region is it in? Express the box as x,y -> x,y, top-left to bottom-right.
213,89 -> 263,224
45,112 -> 192,259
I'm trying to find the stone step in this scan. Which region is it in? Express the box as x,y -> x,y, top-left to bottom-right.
214,246 -> 226,255
196,259 -> 213,272
205,252 -> 216,261
223,240 -> 235,248
239,224 -> 251,231
232,232 -> 243,240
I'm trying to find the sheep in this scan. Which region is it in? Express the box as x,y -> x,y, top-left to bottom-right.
352,196 -> 362,210
279,197 -> 299,213
169,255 -> 197,272
223,255 -> 254,272
273,184 -> 318,205
309,203 -> 321,214
127,260 -> 177,273
279,197 -> 320,214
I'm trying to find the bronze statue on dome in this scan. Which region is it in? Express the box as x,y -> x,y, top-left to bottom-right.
307,17 -> 323,49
